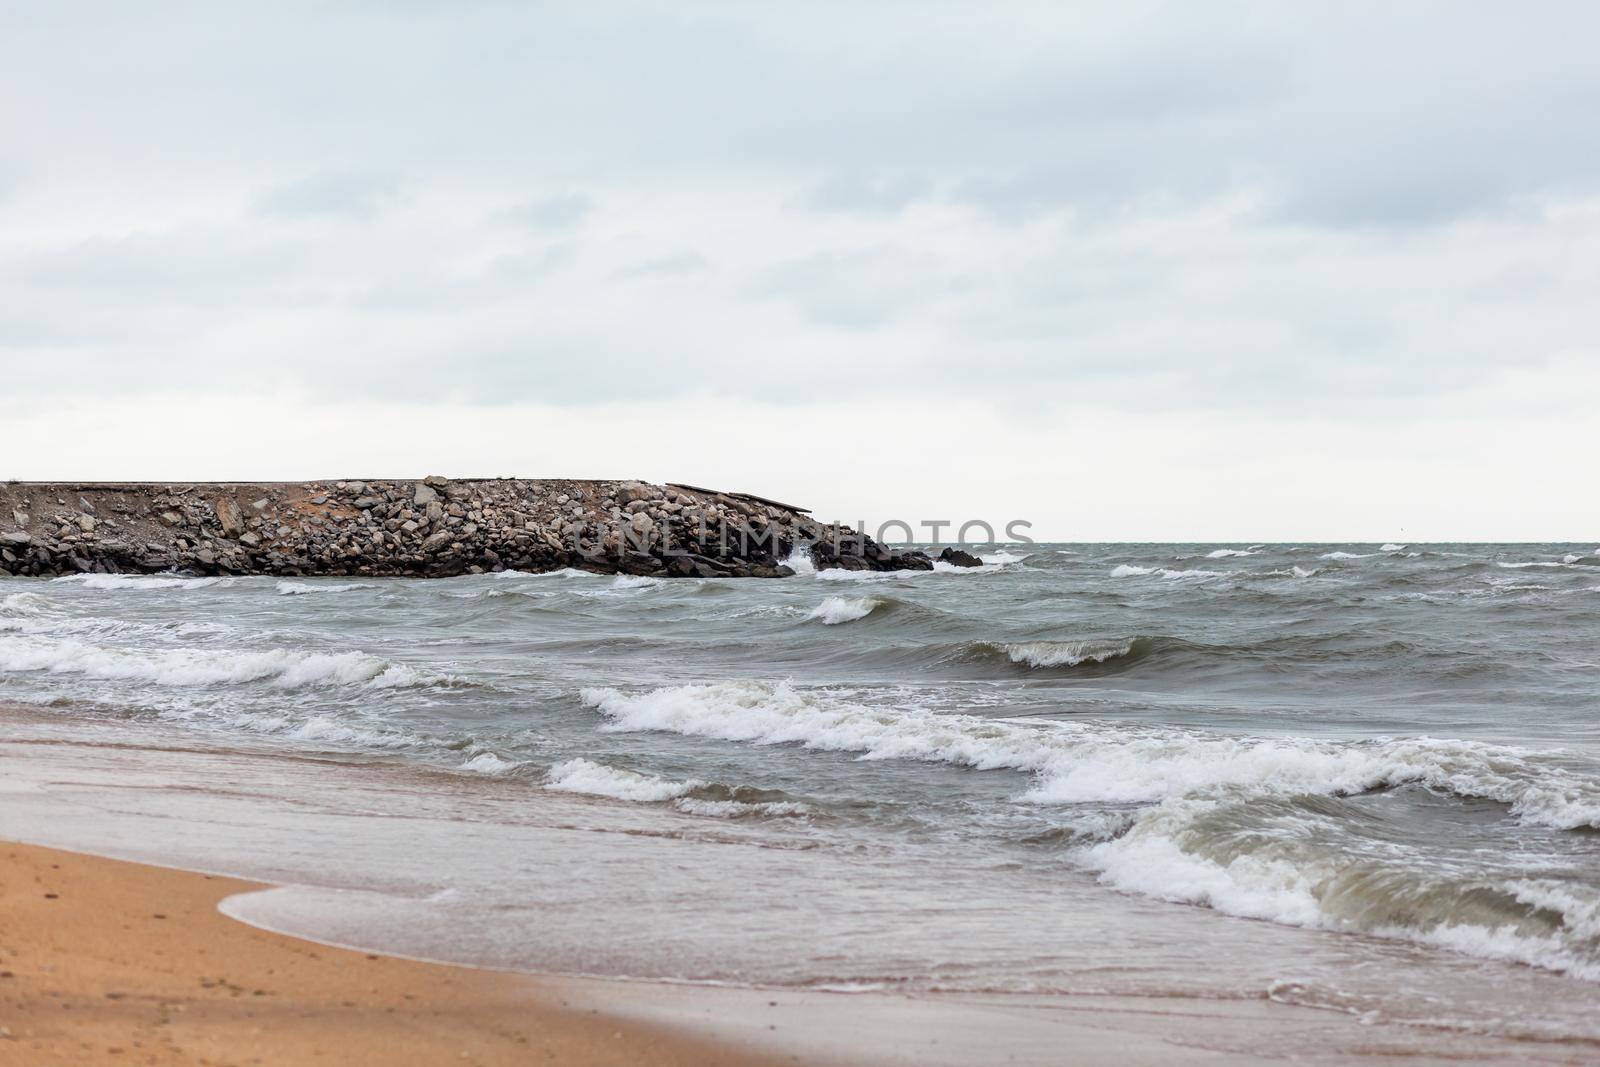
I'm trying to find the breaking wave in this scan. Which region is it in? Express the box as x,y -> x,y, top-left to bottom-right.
577,679 -> 1600,977
545,757 -> 808,818
974,639 -> 1142,670
276,581 -> 361,595
0,633 -> 455,690
1111,564 -> 1223,580
54,573 -> 225,591
807,596 -> 883,625
578,681 -> 1600,829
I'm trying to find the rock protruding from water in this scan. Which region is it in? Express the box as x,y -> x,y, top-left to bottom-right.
0,479 -> 935,579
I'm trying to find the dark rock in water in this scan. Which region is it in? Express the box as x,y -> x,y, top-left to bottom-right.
939,547 -> 983,568
0,479 -> 933,580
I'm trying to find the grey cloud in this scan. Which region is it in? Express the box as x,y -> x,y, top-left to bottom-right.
801,174 -> 931,215
257,172 -> 402,219
615,253 -> 708,279
495,192 -> 592,230
754,247 -> 968,329
5,5 -> 1598,229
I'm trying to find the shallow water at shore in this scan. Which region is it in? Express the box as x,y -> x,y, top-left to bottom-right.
4,543 -> 1600,1051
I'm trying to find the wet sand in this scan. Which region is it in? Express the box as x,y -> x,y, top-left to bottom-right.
0,841 -> 777,1067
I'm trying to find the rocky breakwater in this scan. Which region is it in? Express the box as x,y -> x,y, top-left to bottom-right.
0,479 -> 947,579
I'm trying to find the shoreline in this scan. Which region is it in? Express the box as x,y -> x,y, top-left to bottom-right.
5,692 -> 1598,1063
0,840 -> 783,1067
0,837 -> 1443,1067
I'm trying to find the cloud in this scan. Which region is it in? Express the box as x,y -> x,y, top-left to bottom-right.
495,191 -> 593,230
801,173 -> 931,215
0,2 -> 1596,533
614,252 -> 708,279
257,171 -> 402,219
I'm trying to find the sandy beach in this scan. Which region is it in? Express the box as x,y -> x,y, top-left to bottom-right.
0,840 -> 776,1067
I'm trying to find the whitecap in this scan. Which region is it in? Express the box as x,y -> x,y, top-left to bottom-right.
55,573 -> 223,591
276,581 -> 360,595
0,634 -> 451,691
544,757 -> 699,802
1109,564 -> 1220,580
781,543 -> 817,576
460,752 -> 522,775
998,640 -> 1135,669
579,681 -> 1600,830
807,596 -> 882,625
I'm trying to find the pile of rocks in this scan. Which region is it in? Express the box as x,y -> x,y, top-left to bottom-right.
0,479 -> 942,579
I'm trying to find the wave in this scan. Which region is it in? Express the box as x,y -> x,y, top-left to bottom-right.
579,681 -> 1600,829
781,544 -> 817,576
276,581 -> 361,595
1205,548 -> 1258,559
1382,544 -> 1407,552
54,574 -> 225,591
977,639 -> 1141,670
611,574 -> 663,590
546,757 -> 698,802
545,757 -> 808,818
1082,800 -> 1600,982
0,633 -> 456,690
578,680 -> 1600,978
807,596 -> 883,625
1319,551 -> 1377,561
459,752 -> 525,775
1111,564 -> 1223,580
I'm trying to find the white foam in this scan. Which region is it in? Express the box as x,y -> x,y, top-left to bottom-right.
1319,551 -> 1376,561
1082,807 -> 1600,981
0,633 -> 447,690
673,797 -> 809,818
1291,566 -> 1318,578
276,581 -> 360,595
1382,543 -> 1407,552
611,574 -> 662,590
494,567 -> 591,580
1206,548 -> 1257,559
544,757 -> 699,802
815,567 -> 898,583
807,596 -> 882,625
1110,564 -> 1221,580
460,752 -> 521,775
1495,561 -> 1569,569
55,573 -> 223,590
0,592 -> 46,615
998,640 -> 1135,669
579,681 -> 1600,830
781,543 -> 818,576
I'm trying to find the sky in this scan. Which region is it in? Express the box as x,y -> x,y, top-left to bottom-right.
1,1 -> 1596,540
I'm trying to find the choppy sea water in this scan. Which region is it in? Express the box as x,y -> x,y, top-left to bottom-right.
3,543 -> 1600,1049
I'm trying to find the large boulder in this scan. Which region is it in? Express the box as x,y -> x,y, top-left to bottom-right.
213,496 -> 244,536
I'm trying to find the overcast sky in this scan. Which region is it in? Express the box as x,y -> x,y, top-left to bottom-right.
1,1 -> 1596,539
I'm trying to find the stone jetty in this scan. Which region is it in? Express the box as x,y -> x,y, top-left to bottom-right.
0,479 -> 942,579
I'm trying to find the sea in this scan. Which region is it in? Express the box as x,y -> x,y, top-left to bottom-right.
3,543 -> 1599,1054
